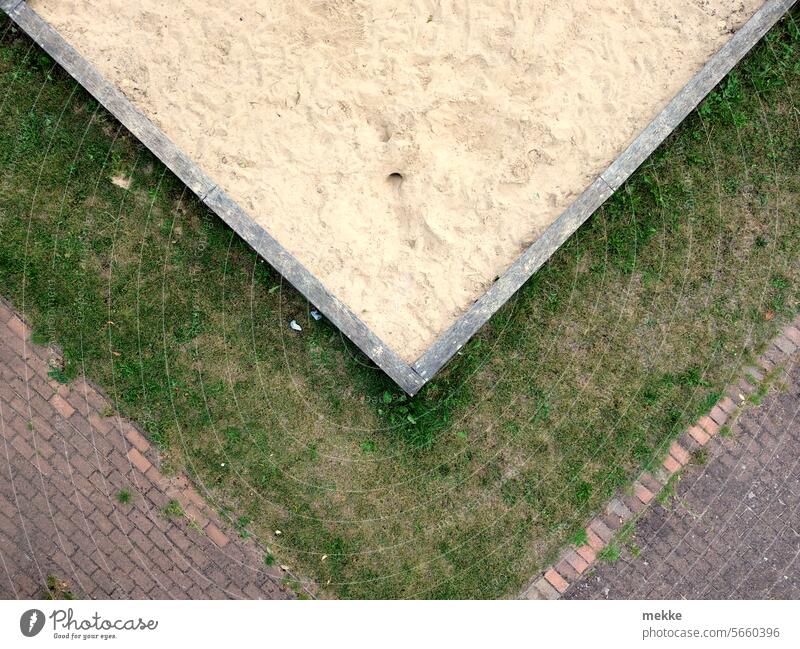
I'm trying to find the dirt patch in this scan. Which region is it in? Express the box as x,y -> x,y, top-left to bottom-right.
110,173 -> 131,189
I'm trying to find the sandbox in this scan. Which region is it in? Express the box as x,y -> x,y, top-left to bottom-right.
3,0 -> 794,393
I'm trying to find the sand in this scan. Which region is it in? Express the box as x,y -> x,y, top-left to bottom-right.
30,0 -> 762,362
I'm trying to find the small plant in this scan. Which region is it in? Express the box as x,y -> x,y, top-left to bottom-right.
306,443 -> 319,461
115,489 -> 132,504
47,365 -> 70,384
598,542 -> 621,563
264,553 -> 275,566
747,383 -> 769,406
235,515 -> 252,539
282,575 -> 301,592
569,529 -> 589,547
162,499 -> 184,519
719,425 -> 732,438
573,481 -> 593,506
42,574 -> 76,600
692,448 -> 709,465
657,474 -> 680,507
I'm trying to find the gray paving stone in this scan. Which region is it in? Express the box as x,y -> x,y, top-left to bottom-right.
567,351 -> 800,600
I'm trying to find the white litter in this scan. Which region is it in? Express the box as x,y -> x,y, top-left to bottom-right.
289,319 -> 302,331
310,309 -> 322,321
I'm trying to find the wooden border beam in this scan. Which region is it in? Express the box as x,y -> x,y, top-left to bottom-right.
2,0 -> 795,394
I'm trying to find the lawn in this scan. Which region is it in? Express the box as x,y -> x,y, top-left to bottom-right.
0,10 -> 798,599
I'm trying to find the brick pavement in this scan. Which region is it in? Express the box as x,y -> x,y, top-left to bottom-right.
0,298 -> 298,599
565,330 -> 800,599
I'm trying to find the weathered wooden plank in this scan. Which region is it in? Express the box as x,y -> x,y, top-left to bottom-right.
5,1 -> 425,394
0,1 -> 23,13
5,0 -> 793,394
203,187 -> 426,395
7,2 -> 215,199
412,178 -> 614,380
414,0 -> 794,385
602,0 -> 796,190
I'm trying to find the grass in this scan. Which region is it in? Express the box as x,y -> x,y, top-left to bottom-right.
657,474 -> 682,508
161,499 -> 185,519
42,574 -> 76,600
692,448 -> 709,466
1,11 -> 799,598
115,489 -> 132,504
569,529 -> 590,548
597,543 -> 622,564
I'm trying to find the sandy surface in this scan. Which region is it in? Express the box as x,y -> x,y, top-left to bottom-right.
30,0 -> 762,362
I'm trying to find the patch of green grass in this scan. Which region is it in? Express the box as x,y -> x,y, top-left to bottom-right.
161,500 -> 184,519
115,489 -> 132,504
657,474 -> 681,508
569,529 -> 589,548
47,363 -> 70,384
746,364 -> 786,405
747,383 -> 769,405
1,10 -> 799,598
597,543 -> 621,563
235,515 -> 252,539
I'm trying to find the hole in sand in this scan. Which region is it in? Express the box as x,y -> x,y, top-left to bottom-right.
387,172 -> 404,187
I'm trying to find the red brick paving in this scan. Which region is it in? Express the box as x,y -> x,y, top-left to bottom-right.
0,298 -> 297,599
688,424 -> 711,445
544,568 -> 568,593
698,415 -> 721,436
633,482 -> 654,505
662,454 -> 681,474
668,441 -> 690,466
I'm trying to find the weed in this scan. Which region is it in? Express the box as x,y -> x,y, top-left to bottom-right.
47,364 -> 70,384
569,529 -> 589,547
235,516 -> 252,539
657,474 -> 681,507
598,543 -> 621,563
42,575 -> 76,600
115,489 -> 132,504
162,500 -> 184,519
